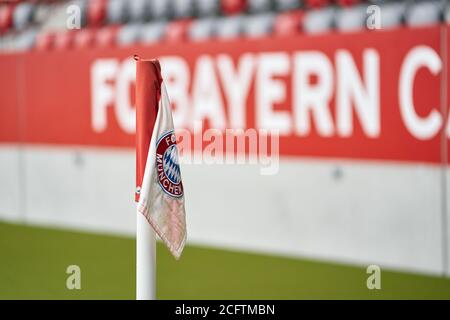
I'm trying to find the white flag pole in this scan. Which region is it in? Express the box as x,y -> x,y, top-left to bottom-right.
135,55 -> 159,300
136,208 -> 156,300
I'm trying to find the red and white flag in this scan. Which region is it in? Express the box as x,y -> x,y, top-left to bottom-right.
135,58 -> 186,259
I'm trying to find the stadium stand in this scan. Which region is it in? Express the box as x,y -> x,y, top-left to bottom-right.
0,0 -> 449,52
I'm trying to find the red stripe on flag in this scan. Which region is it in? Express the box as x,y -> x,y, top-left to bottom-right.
135,57 -> 162,202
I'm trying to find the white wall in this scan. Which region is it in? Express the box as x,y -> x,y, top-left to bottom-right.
0,145 -> 22,222
0,144 -> 447,276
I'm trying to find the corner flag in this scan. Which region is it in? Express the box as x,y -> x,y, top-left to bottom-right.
135,56 -> 187,299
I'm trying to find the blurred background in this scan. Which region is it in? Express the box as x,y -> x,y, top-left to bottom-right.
1,0 -> 450,299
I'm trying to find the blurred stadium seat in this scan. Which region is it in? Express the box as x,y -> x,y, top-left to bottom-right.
273,9 -> 303,35
140,21 -> 166,44
247,0 -> 272,14
128,0 -> 150,22
53,31 -> 74,50
106,0 -> 127,25
172,0 -> 194,19
117,22 -> 140,46
35,32 -> 54,51
12,2 -> 34,30
243,13 -> 274,37
216,15 -> 244,39
73,28 -> 95,49
335,4 -> 367,32
87,0 -> 106,26
39,3 -> 71,33
165,19 -> 192,42
306,0 -> 331,9
0,4 -> 13,33
221,0 -> 247,16
189,17 -> 216,41
0,30 -> 13,51
14,27 -> 37,51
194,0 -> 220,17
96,25 -> 118,47
406,0 -> 445,27
32,2 -> 54,26
274,0 -> 302,12
149,0 -> 170,20
379,2 -> 406,29
445,3 -> 450,24
336,0 -> 362,7
303,6 -> 335,34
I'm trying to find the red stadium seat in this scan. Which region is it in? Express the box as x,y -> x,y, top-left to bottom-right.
35,32 -> 54,51
306,0 -> 331,9
0,4 -> 13,33
221,0 -> 246,15
273,10 -> 304,36
73,28 -> 95,49
95,25 -> 118,47
87,0 -> 106,27
336,0 -> 361,7
53,31 -> 74,50
164,19 -> 192,43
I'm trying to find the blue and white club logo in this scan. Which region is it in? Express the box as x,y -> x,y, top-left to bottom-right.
155,131 -> 183,198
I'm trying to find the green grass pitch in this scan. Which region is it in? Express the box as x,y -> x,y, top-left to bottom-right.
0,221 -> 450,299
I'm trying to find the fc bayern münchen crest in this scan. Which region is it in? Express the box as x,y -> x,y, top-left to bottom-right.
155,130 -> 183,198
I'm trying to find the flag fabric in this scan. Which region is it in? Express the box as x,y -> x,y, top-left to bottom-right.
135,58 -> 186,259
